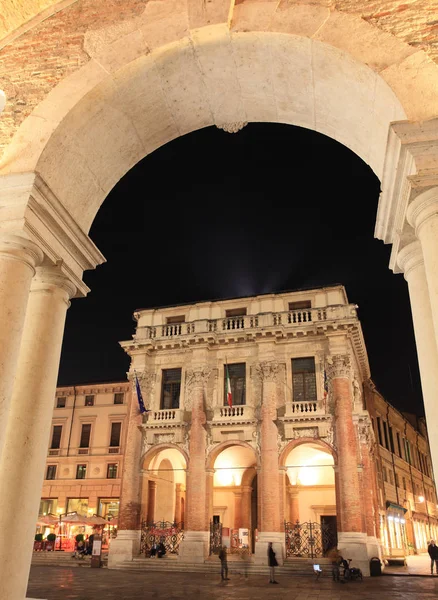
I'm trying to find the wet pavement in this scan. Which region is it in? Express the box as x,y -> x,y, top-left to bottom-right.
27,566 -> 438,599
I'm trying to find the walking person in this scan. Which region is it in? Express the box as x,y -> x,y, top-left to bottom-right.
219,545 -> 230,581
428,539 -> 438,574
267,542 -> 278,584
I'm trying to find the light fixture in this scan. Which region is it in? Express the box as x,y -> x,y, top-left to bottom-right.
418,496 -> 425,503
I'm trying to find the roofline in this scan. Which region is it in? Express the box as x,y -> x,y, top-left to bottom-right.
133,283 -> 347,314
56,379 -> 129,391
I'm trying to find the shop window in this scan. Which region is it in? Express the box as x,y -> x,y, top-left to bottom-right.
46,465 -> 57,480
50,425 -> 62,449
56,396 -> 66,408
114,392 -> 124,405
67,498 -> 88,516
76,464 -> 87,479
292,357 -> 317,402
107,463 -> 118,479
85,395 -> 94,406
224,363 -> 246,406
110,422 -> 121,447
79,424 -> 91,448
39,498 -> 58,516
161,368 -> 182,409
98,498 -> 120,519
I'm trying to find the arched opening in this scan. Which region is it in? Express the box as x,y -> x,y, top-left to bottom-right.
210,444 -> 257,554
283,442 -> 337,558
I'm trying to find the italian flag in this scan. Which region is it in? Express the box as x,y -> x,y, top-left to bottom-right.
226,365 -> 233,408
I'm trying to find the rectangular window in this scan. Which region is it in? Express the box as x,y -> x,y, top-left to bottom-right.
114,392 -> 124,405
85,395 -> 94,406
224,363 -> 246,406
46,465 -> 57,480
98,498 -> 120,519
225,307 -> 247,317
107,463 -> 118,479
389,470 -> 394,485
56,397 -> 66,408
395,472 -> 399,487
388,426 -> 395,453
382,466 -> 387,482
166,315 -> 185,323
110,422 -> 121,447
288,300 -> 311,310
79,424 -> 91,448
396,432 -> 403,457
405,439 -> 412,465
383,421 -> 390,449
67,498 -> 88,515
76,464 -> 87,479
403,477 -> 406,491
161,368 -> 182,409
292,357 -> 317,402
51,425 -> 62,449
376,418 -> 383,446
39,499 -> 58,516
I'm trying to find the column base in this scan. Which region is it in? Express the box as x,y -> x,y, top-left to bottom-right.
254,532 -> 285,565
107,530 -> 141,568
337,532 -> 370,576
178,531 -> 209,563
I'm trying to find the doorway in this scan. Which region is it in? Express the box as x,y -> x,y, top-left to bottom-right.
321,515 -> 338,554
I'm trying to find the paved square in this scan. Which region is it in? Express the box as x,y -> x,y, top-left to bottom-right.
27,567 -> 438,600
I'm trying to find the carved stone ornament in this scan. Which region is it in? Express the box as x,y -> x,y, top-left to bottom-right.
185,366 -> 211,410
181,428 -> 190,456
216,121 -> 248,134
293,427 -> 319,439
326,354 -> 351,379
322,424 -> 336,450
277,432 -> 288,455
205,430 -> 217,460
255,361 -> 281,383
130,369 -> 156,411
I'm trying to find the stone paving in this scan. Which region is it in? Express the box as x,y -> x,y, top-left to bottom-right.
27,566 -> 438,600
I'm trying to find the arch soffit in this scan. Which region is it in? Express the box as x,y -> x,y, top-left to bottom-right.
141,443 -> 189,471
207,439 -> 258,470
279,437 -> 337,466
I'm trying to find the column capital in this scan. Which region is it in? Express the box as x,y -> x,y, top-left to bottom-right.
148,480 -> 157,490
185,365 -> 211,390
255,360 -> 281,383
407,187 -> 438,234
0,233 -> 44,272
326,354 -> 351,379
397,241 -> 423,279
32,266 -> 77,301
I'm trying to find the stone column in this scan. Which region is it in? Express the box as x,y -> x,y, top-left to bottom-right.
234,490 -> 243,530
358,424 -> 380,558
0,266 -> 75,600
241,485 -> 252,530
108,385 -> 143,568
0,233 -> 43,459
140,472 -> 149,523
288,487 -> 299,524
254,360 -> 284,563
328,353 -> 369,575
179,365 -> 210,562
175,483 -> 183,524
397,240 -> 438,476
147,481 -> 157,524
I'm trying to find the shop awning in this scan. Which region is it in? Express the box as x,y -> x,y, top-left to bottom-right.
386,502 -> 407,514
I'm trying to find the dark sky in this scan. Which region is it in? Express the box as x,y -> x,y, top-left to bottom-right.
57,123 -> 423,415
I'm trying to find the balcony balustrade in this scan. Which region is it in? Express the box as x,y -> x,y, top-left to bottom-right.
146,409 -> 185,424
285,401 -> 325,417
134,305 -> 357,342
213,405 -> 255,422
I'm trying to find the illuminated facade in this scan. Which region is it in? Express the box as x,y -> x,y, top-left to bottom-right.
110,286 -> 381,574
39,382 -> 130,529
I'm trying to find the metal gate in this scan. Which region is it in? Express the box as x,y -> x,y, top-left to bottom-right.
285,521 -> 336,558
140,520 -> 184,555
209,520 -> 222,555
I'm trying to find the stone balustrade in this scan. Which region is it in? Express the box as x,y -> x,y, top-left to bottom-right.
134,304 -> 358,342
146,409 -> 185,424
212,405 -> 254,422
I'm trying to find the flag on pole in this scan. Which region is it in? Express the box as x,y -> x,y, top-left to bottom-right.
134,371 -> 148,414
323,366 -> 329,400
226,363 -> 233,408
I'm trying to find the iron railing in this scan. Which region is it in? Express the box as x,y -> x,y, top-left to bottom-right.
140,520 -> 184,555
285,520 -> 336,558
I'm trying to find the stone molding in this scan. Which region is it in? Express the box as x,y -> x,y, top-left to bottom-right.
406,187 -> 438,234
0,232 -> 44,272
397,240 -> 423,279
216,122 -> 248,134
0,172 -> 105,297
326,354 -> 351,379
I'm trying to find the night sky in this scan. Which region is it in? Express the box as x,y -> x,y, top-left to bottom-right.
57,123 -> 423,415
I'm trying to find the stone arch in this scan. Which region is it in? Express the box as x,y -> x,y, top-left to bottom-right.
141,443 -> 189,471
279,437 -> 337,467
207,440 -> 258,470
3,19 -> 438,233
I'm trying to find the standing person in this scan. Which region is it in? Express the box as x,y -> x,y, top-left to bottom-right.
219,545 -> 230,581
428,539 -> 438,574
267,542 -> 278,584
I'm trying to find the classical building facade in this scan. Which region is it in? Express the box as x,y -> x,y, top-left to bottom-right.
39,382 -> 130,524
108,286 -> 381,574
365,385 -> 438,559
